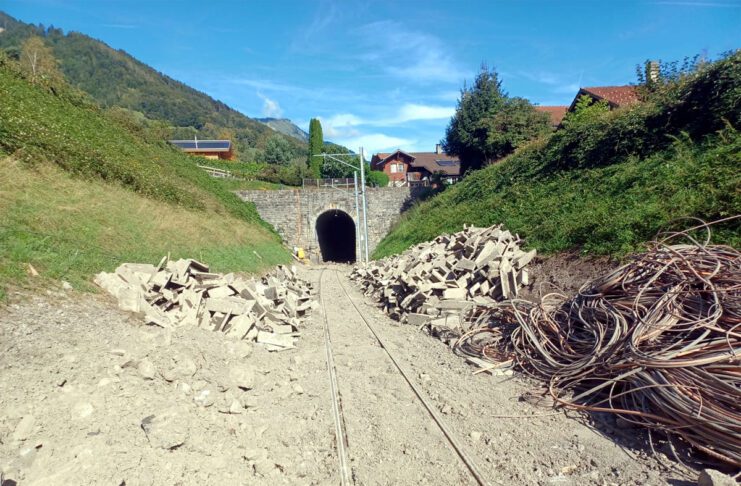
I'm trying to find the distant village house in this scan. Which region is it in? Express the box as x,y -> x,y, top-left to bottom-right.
534,85 -> 639,130
370,144 -> 461,186
568,85 -> 639,111
535,106 -> 568,129
170,139 -> 234,161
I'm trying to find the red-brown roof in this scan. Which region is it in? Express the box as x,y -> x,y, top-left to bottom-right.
372,149 -> 461,176
535,106 -> 568,126
407,151 -> 461,176
574,85 -> 639,109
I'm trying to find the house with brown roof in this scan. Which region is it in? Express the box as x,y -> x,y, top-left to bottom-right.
370,145 -> 461,186
535,106 -> 568,128
568,85 -> 639,112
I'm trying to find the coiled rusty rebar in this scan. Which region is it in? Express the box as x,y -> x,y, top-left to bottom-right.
455,229 -> 741,468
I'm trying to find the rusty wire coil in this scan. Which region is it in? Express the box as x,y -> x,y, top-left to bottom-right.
454,226 -> 740,469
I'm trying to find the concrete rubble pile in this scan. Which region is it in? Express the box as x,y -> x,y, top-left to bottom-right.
350,224 -> 536,335
95,258 -> 317,351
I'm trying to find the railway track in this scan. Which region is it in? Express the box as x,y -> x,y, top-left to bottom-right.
317,267 -> 489,486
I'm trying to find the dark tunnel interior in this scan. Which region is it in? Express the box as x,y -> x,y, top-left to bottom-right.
316,210 -> 356,263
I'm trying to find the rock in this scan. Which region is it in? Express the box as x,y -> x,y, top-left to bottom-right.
141,407 -> 188,450
350,223 -> 535,334
228,399 -> 243,414
174,357 -> 198,378
159,367 -> 176,382
137,358 -> 156,380
697,469 -> 736,486
229,365 -> 256,391
94,259 -> 315,345
18,445 -> 38,468
193,387 -> 215,407
292,384 -> 304,395
71,402 -> 94,420
12,415 -> 35,442
61,280 -> 73,291
230,341 -> 253,359
254,458 -> 276,476
469,431 -> 482,442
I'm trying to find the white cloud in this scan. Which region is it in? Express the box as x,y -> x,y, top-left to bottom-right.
333,133 -> 416,155
396,103 -> 455,123
356,20 -> 470,85
258,93 -> 283,118
315,113 -> 363,138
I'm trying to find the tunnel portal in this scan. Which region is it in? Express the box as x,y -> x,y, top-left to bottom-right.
316,209 -> 356,263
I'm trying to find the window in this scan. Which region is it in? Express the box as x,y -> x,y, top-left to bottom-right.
389,162 -> 405,173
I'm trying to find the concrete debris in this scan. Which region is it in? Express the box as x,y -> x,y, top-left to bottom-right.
351,224 -> 535,326
95,258 -> 315,350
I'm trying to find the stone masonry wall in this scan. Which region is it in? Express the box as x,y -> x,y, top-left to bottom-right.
237,187 -> 421,259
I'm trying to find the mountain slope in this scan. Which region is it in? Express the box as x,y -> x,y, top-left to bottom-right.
0,11 -> 306,159
257,118 -> 309,142
0,56 -> 289,296
375,53 -> 741,258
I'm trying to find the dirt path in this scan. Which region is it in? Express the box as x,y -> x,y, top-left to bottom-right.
318,268 -> 476,485
0,265 -> 684,485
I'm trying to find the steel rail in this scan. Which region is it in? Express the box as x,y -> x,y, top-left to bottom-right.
317,268 -> 352,485
332,269 -> 491,486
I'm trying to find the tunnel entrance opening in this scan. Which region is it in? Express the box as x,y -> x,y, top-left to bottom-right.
316,209 -> 356,263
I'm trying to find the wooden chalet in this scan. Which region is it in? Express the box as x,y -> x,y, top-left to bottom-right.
370,145 -> 461,186
170,139 -> 234,161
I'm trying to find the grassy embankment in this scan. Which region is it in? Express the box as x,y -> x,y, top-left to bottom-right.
0,62 -> 290,299
375,53 -> 741,259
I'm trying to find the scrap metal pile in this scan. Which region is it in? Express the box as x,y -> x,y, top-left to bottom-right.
455,237 -> 741,468
95,258 -> 316,351
350,224 -> 536,329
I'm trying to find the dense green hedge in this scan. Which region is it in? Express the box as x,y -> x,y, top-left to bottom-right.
374,53 -> 741,258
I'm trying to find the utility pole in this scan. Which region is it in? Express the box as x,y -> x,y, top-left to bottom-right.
353,171 -> 361,262
359,147 -> 370,263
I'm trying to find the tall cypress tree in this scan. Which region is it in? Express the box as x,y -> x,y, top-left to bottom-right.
307,118 -> 324,178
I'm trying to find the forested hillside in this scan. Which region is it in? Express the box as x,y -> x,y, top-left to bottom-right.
375,52 -> 741,258
0,11 -> 306,162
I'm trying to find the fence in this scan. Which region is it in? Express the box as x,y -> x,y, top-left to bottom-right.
197,164 -> 235,179
302,178 -> 356,189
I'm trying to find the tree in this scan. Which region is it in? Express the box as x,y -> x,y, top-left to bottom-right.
561,95 -> 610,128
482,98 -> 550,156
307,118 -> 324,178
320,142 -> 355,178
20,36 -> 62,84
443,64 -> 549,174
264,136 -> 293,165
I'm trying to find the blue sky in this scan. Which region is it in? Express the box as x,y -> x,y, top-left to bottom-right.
4,0 -> 740,154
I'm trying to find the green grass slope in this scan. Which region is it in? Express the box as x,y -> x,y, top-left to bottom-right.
0,60 -> 290,297
375,53 -> 741,258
